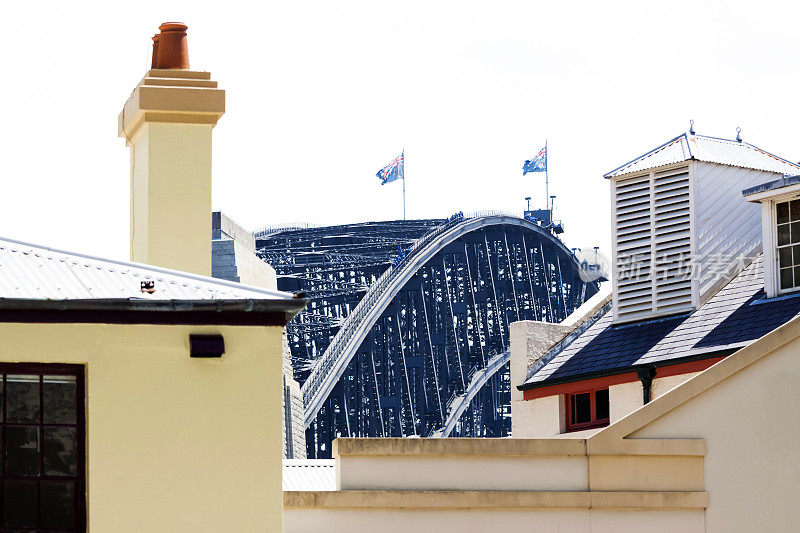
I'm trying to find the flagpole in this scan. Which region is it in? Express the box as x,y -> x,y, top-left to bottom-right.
402,148 -> 406,221
545,139 -> 549,222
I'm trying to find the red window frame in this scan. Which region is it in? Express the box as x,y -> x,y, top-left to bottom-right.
565,387 -> 609,432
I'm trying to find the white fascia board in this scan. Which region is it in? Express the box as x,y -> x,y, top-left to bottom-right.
743,183 -> 800,203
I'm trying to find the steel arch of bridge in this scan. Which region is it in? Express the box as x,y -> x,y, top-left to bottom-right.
299,215 -> 598,458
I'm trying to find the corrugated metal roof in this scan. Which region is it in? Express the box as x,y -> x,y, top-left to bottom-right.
0,236 -> 294,301
282,459 -> 336,491
605,133 -> 800,178
522,255 -> 800,387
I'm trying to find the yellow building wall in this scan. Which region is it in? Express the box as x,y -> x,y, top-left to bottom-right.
284,508 -> 704,533
130,121 -> 213,276
0,322 -> 284,532
632,337 -> 800,532
286,437 -> 708,532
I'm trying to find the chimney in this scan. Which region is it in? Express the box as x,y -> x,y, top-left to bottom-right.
119,22 -> 225,276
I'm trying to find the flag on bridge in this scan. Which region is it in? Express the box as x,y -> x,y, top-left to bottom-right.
377,152 -> 405,185
523,145 -> 547,175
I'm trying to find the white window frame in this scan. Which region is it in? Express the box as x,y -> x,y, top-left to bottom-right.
745,184 -> 800,298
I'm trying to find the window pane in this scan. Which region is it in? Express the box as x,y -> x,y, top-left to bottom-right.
595,389 -> 610,420
791,200 -> 800,221
778,223 -> 791,246
41,480 -> 76,529
780,247 -> 793,268
573,393 -> 591,424
781,267 -> 794,289
791,222 -> 800,244
43,375 -> 77,424
3,479 -> 37,528
44,427 -> 77,476
6,427 -> 40,476
6,375 -> 39,423
778,202 -> 790,224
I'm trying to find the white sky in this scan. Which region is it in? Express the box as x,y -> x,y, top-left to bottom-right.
2,1 -> 799,261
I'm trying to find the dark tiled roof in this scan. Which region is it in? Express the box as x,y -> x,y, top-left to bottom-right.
522,256 -> 800,387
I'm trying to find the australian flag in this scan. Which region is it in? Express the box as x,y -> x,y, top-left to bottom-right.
523,146 -> 547,175
377,152 -> 404,185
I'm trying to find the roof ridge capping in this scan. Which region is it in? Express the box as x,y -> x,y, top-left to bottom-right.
604,131 -> 800,179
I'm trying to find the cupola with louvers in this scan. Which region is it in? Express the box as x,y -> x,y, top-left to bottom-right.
606,132 -> 800,323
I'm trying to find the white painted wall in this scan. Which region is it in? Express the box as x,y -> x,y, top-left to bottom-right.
520,373 -> 700,436
652,372 -> 699,399
693,161 -> 771,304
610,381 -> 642,423
513,394 -> 564,437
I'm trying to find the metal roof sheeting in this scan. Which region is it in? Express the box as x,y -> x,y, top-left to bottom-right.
0,236 -> 294,301
605,133 -> 800,178
282,459 -> 336,491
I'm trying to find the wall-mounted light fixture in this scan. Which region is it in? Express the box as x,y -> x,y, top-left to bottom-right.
190,334 -> 225,358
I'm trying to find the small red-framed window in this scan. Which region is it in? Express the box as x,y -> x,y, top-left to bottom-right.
565,387 -> 610,432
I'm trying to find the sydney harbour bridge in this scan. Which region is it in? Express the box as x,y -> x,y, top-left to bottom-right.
256,213 -> 599,458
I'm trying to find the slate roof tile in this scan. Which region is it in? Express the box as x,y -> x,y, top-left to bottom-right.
523,255 -> 800,386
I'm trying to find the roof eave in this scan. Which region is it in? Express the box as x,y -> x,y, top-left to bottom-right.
603,133 -> 689,179
0,297 -> 308,327
517,347 -> 741,391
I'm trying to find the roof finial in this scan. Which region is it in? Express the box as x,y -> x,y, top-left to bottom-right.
689,119 -> 695,135
736,127 -> 742,143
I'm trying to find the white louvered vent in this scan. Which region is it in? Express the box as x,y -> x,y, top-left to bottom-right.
613,166 -> 692,322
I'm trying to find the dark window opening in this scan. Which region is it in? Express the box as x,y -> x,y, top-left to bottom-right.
566,387 -> 610,432
776,199 -> 800,291
0,364 -> 85,532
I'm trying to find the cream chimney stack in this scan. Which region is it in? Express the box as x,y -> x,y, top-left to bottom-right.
119,22 -> 224,276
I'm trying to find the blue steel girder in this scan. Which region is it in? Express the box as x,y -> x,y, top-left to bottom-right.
297,215 -> 597,458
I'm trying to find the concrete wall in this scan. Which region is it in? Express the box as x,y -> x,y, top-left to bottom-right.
285,438 -> 708,532
510,321 -> 569,437
285,508 -> 704,533
211,211 -> 278,290
212,238 -> 277,288
632,336 -> 800,532
0,322 -> 285,532
510,287 -> 611,437
212,211 -> 257,249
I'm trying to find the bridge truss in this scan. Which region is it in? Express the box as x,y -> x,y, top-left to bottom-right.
257,215 -> 598,458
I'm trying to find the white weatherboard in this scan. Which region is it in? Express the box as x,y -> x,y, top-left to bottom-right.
612,160 -> 777,324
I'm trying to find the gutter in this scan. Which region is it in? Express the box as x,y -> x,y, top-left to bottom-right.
517,346 -> 742,392
0,297 -> 308,327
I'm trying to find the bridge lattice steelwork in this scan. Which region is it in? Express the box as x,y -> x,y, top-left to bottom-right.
257,214 -> 598,458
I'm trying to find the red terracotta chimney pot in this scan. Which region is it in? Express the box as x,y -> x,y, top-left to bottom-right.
150,34 -> 161,69
155,22 -> 189,70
